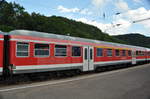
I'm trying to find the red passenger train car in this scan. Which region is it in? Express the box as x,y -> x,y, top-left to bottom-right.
0,30 -> 150,76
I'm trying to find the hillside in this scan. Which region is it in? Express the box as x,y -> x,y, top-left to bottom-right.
1,0 -> 149,48
113,34 -> 150,48
0,0 -> 124,44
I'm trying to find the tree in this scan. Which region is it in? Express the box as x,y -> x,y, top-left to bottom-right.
0,0 -> 126,44
0,0 -> 5,5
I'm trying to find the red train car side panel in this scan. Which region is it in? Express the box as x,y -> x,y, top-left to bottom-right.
8,30 -> 149,74
9,35 -> 83,74
94,48 -> 132,63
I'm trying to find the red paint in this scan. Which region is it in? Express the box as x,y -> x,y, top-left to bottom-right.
9,34 -> 148,70
10,41 -> 83,66
94,48 -> 132,62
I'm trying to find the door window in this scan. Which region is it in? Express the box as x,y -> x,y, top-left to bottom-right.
90,49 -> 93,59
85,48 -> 88,60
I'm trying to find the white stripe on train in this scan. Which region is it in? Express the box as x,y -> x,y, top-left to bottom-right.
13,59 -> 147,71
94,60 -> 132,65
12,60 -> 132,74
14,63 -> 83,70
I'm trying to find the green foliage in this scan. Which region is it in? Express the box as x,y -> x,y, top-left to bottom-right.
114,34 -> 150,48
0,25 -> 14,32
0,0 -> 128,45
1,1 -> 149,48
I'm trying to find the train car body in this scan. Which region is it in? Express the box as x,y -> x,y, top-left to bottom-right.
8,31 -> 83,74
2,30 -> 147,75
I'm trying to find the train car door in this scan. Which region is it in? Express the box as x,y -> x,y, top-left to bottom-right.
83,46 -> 94,71
132,50 -> 136,64
89,47 -> 94,70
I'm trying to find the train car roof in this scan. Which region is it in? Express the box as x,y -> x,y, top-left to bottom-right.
9,30 -> 148,50
0,31 -> 5,35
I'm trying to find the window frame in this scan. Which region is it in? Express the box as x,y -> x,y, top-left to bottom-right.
128,50 -> 132,56
16,42 -> 30,57
107,49 -> 113,57
96,48 -> 103,57
90,48 -> 93,60
138,51 -> 142,56
141,51 -> 145,56
34,43 -> 50,57
148,52 -> 150,56
136,51 -> 139,56
71,46 -> 81,57
122,50 -> 126,56
84,48 -> 88,60
55,44 -> 67,57
115,49 -> 120,57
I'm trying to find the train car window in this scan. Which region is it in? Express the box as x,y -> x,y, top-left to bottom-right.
141,51 -> 143,56
143,51 -> 145,56
85,48 -> 88,60
97,48 -> 103,57
107,49 -> 112,56
115,49 -> 120,56
139,51 -> 142,56
142,51 -> 144,56
138,51 -> 143,56
16,42 -> 29,57
145,52 -> 148,56
136,51 -> 139,56
128,50 -> 132,56
55,45 -> 67,56
34,44 -> 49,57
148,52 -> 150,56
122,50 -> 126,56
90,49 -> 93,59
149,52 -> 150,56
72,46 -> 81,57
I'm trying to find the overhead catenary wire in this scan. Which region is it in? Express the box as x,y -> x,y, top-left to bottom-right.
132,17 -> 150,23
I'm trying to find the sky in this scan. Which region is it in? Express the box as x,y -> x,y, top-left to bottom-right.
6,0 -> 150,36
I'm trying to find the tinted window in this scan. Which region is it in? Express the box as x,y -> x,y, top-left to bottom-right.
90,49 -> 93,59
72,46 -> 81,57
136,51 -> 139,56
122,50 -> 126,56
16,42 -> 29,57
34,43 -> 49,57
141,51 -> 145,56
148,52 -> 150,56
139,51 -> 142,56
55,45 -> 67,56
107,49 -> 112,56
85,48 -> 88,60
97,48 -> 103,56
128,50 -> 132,56
115,50 -> 120,56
